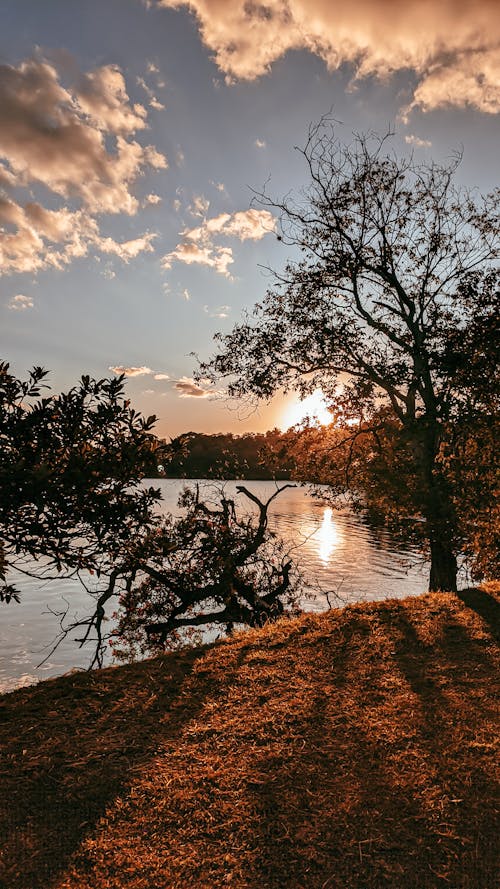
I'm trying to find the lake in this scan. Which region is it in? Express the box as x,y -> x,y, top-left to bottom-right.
0,479 -> 429,693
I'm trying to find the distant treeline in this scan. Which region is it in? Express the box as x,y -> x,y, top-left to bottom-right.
158,430 -> 296,479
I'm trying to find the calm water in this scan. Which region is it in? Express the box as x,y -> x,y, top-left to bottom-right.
0,479 -> 429,693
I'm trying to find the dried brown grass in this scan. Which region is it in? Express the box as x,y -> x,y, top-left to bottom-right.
1,586 -> 499,889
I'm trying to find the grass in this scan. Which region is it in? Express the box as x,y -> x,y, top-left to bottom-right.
0,585 -> 499,889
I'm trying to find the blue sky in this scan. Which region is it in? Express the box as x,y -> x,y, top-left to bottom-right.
1,0 -> 498,437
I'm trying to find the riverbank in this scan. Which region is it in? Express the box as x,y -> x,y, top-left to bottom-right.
1,586 -> 498,889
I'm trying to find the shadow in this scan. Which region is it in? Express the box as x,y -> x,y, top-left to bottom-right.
241,603 -> 499,888
1,598 -> 498,889
457,587 -> 500,642
0,640 -> 250,889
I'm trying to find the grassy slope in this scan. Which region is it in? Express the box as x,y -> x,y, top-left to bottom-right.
0,587 -> 499,889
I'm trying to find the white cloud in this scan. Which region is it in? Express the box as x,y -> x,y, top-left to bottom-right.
109,365 -> 153,377
255,138 -> 266,148
162,241 -> 234,276
161,208 -> 275,277
143,193 -> 162,207
189,194 -> 210,217
136,75 -> 165,111
0,56 -> 167,275
76,64 -> 147,134
8,293 -> 33,310
404,134 -> 432,149
204,304 -> 230,318
98,232 -> 157,261
154,0 -> 500,115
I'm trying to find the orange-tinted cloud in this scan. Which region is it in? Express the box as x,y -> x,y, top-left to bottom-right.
109,365 -> 154,376
0,56 -> 166,274
174,376 -> 221,397
8,293 -> 33,310
162,207 -> 275,276
156,0 -> 500,114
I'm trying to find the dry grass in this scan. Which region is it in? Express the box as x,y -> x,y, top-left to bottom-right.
0,586 -> 499,889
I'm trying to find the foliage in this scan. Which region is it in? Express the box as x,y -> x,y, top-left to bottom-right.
202,121 -> 499,590
1,364 -> 301,666
69,484 -> 300,666
0,363 -> 163,602
158,428 -> 295,479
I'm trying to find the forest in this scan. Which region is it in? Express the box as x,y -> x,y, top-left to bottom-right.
158,429 -> 296,479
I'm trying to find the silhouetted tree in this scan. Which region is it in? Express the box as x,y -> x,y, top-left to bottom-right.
1,363 -> 300,666
202,122 -> 499,591
109,484 -> 300,664
0,363 -> 163,603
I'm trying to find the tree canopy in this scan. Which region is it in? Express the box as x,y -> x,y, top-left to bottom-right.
158,429 -> 295,480
202,122 -> 499,592
0,363 -> 162,603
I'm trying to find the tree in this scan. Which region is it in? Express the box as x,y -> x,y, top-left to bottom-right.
0,363 -> 163,602
201,122 -> 499,592
109,484 -> 300,664
1,363 -> 300,666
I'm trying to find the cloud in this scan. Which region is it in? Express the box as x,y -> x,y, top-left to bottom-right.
407,48 -> 500,115
255,138 -> 266,148
0,56 -> 167,275
189,194 -> 210,217
98,232 -> 157,261
136,75 -> 166,111
204,304 -> 230,318
162,208 -> 275,276
8,293 -> 33,310
174,376 -> 221,398
76,64 -> 147,134
109,365 -> 153,377
162,241 -> 234,276
154,0 -> 500,115
405,134 -> 432,149
143,193 -> 162,206
108,365 -> 170,380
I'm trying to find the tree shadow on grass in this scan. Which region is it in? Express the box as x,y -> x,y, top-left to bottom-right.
242,603 -> 499,888
457,587 -> 500,642
0,641 -> 249,889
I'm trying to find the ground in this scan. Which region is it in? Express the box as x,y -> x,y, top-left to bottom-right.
0,586 -> 499,889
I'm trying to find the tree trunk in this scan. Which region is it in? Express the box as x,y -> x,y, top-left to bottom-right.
418,422 -> 459,593
429,535 -> 458,592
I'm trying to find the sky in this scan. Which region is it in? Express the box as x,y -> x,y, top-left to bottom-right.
1,0 -> 499,438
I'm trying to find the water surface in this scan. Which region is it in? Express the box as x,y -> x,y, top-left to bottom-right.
0,479 -> 428,693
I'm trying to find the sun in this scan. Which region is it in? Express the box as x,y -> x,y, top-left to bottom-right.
280,390 -> 333,430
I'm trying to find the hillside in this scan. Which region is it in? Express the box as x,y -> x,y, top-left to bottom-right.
0,587 -> 499,889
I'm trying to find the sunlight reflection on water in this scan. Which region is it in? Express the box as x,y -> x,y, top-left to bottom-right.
0,479 -> 429,693
317,507 -> 341,565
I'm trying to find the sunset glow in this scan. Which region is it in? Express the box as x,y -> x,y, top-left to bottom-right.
0,1 -> 497,438
280,391 -> 333,430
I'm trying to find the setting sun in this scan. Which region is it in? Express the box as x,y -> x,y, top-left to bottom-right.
280,390 -> 333,430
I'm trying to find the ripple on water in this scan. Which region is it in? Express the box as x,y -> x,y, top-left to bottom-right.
1,479 -> 429,692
